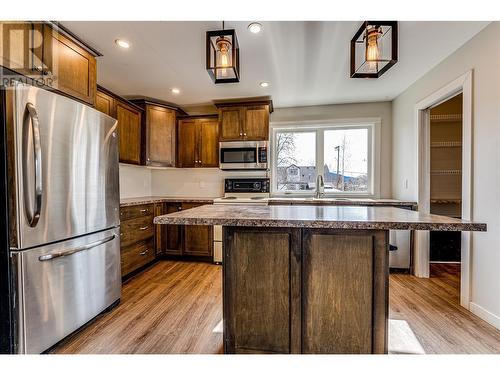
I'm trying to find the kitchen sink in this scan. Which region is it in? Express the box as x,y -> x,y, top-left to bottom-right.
303,197 -> 351,202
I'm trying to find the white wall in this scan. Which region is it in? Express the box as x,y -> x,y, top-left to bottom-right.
392,22 -> 500,328
272,101 -> 393,198
119,164 -> 152,198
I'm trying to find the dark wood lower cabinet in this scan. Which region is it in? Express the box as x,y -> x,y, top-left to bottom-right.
119,203 -> 156,278
223,227 -> 389,354
156,202 -> 213,258
182,203 -> 213,257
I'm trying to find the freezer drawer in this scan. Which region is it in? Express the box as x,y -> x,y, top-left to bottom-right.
11,227 -> 121,354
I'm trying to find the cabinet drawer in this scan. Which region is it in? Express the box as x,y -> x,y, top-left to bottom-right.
120,215 -> 154,247
121,238 -> 155,277
120,204 -> 154,221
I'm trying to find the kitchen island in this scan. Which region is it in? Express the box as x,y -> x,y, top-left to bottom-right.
154,205 -> 486,354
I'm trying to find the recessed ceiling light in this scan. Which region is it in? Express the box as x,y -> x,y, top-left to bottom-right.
248,22 -> 262,34
115,39 -> 130,49
171,88 -> 180,94
259,82 -> 269,88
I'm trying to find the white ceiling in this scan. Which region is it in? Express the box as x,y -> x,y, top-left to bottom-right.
62,21 -> 489,108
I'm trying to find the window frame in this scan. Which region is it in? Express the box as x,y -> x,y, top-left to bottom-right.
270,118 -> 381,198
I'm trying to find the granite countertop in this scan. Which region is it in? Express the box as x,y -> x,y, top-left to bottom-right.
120,196 -> 215,207
154,204 -> 486,232
268,197 -> 417,207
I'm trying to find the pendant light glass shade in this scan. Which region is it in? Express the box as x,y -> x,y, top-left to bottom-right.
206,27 -> 240,83
350,21 -> 398,78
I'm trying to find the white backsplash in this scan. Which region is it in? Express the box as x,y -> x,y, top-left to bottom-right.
119,164 -> 152,198
150,168 -> 268,198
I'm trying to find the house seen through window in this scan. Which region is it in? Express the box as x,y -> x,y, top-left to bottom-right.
274,124 -> 373,195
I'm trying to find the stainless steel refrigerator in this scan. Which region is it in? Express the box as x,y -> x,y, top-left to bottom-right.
0,83 -> 121,354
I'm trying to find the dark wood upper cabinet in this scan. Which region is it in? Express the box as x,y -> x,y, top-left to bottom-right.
0,22 -> 43,77
129,100 -> 179,167
177,116 -> 219,168
244,105 -> 269,140
95,89 -> 115,117
219,107 -> 243,141
215,98 -> 273,142
177,119 -> 197,168
146,105 -> 176,166
116,101 -> 142,165
96,87 -> 145,166
1,22 -> 99,106
43,26 -> 97,106
199,118 -> 219,167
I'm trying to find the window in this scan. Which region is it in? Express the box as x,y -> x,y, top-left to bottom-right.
324,128 -> 368,192
271,120 -> 379,196
276,131 -> 316,191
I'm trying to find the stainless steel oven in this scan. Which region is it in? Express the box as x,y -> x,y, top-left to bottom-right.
219,141 -> 268,170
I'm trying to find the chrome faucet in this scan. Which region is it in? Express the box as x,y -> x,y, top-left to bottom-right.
315,174 -> 324,198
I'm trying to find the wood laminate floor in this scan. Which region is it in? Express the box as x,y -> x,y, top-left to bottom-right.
390,263 -> 500,354
51,261 -> 500,354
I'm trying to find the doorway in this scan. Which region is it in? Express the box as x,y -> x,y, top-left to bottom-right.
414,71 -> 473,309
429,94 -> 463,287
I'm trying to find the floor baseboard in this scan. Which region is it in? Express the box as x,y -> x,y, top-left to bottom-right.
469,302 -> 500,330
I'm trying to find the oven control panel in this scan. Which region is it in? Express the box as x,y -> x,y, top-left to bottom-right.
224,178 -> 270,193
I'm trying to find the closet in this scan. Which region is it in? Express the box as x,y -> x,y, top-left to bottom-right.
429,93 -> 463,263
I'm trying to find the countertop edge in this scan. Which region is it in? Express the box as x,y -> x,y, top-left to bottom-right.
120,197 -> 215,207
153,216 -> 487,232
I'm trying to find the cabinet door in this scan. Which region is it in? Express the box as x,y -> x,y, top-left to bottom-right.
199,118 -> 219,167
301,229 -> 388,354
177,119 -> 197,167
145,105 -> 176,166
0,22 -> 44,76
224,227 -> 301,353
219,107 -> 243,141
165,203 -> 183,255
116,101 -> 142,164
95,89 -> 115,117
244,105 -> 269,140
43,25 -> 97,105
182,203 -> 213,256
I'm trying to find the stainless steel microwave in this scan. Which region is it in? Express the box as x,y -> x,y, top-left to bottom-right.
219,141 -> 268,170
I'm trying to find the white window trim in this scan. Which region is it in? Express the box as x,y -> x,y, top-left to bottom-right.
270,118 -> 381,198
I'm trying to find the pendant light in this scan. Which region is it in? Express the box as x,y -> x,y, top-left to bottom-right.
350,21 -> 398,78
206,21 -> 240,84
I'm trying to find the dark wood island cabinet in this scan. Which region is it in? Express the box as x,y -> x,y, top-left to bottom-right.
154,204 -> 486,354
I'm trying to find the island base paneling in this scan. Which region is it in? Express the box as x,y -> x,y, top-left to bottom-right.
223,226 -> 388,354
223,228 -> 301,354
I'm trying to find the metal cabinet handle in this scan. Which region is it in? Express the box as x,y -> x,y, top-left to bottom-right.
23,102 -> 43,228
243,133 -> 247,136
239,132 -> 242,136
38,235 -> 116,261
139,226 -> 149,230
140,209 -> 149,213
139,249 -> 150,256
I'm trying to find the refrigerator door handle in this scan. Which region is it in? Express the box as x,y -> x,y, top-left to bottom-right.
38,234 -> 116,261
23,102 -> 43,228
